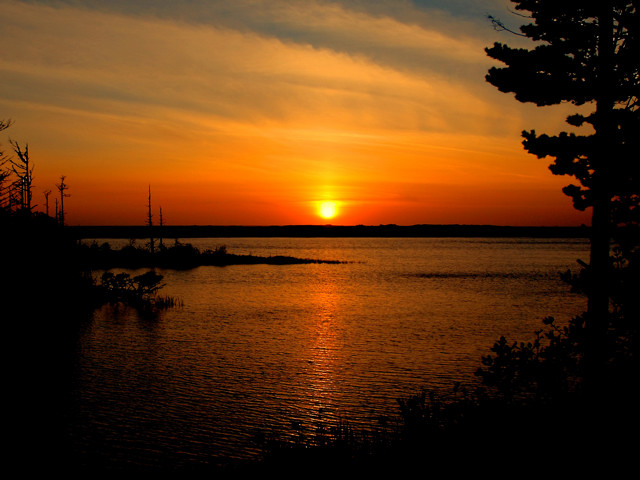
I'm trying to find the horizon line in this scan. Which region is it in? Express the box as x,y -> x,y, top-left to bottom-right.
68,223 -> 590,228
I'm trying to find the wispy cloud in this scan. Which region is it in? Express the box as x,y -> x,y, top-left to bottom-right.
2,0 -> 504,128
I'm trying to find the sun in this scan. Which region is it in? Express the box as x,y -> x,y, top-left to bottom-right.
318,201 -> 337,220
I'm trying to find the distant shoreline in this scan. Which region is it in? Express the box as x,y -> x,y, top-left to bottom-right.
69,224 -> 590,239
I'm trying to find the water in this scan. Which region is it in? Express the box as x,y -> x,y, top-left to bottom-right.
66,237 -> 589,468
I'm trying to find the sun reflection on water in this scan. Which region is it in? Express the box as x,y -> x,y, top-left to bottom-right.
306,269 -> 342,420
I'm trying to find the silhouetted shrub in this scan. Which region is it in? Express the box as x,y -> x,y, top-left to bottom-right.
474,315 -> 587,402
97,270 -> 178,310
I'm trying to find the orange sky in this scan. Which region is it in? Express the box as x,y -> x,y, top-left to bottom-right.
0,0 -> 592,226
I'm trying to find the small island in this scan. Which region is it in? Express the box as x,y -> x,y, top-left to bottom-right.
76,240 -> 346,269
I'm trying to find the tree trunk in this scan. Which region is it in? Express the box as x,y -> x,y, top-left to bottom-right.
586,1 -> 615,386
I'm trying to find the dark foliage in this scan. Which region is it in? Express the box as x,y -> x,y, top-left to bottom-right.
486,0 -> 639,325
94,270 -> 182,310
75,240 -> 345,269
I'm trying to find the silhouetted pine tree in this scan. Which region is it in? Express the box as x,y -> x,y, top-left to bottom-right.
485,0 -> 639,380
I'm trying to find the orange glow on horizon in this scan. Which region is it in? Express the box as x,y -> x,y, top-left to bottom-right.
0,1 -> 594,227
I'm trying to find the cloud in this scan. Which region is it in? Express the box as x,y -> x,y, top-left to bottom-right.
1,0 -> 508,131
1,0 -> 520,164
0,0 -> 587,225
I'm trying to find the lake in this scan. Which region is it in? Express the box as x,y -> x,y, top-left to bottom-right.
64,237 -> 589,469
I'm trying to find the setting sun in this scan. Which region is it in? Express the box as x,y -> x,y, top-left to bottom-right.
319,201 -> 338,220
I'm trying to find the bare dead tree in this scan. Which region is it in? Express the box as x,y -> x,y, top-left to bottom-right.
147,185 -> 155,254
56,175 -> 69,226
43,189 -> 51,217
9,141 -> 34,214
0,166 -> 11,212
159,206 -> 164,249
0,120 -> 12,209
